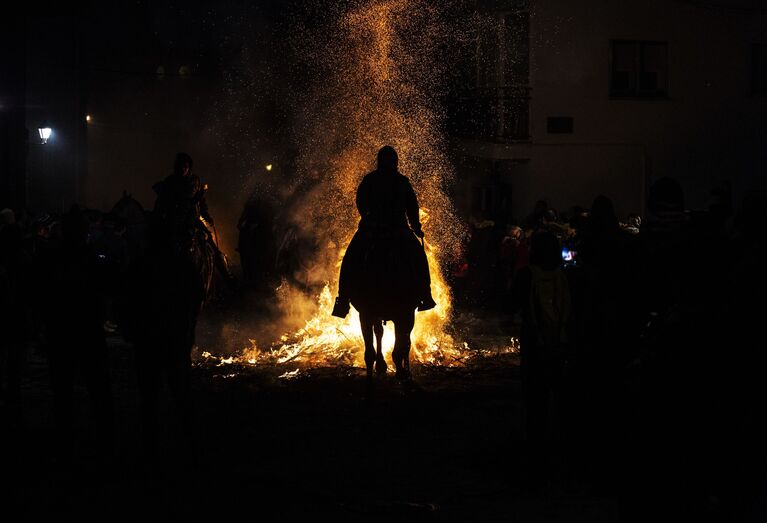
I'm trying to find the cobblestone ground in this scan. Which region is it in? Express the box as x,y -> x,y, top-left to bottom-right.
0,309 -> 620,522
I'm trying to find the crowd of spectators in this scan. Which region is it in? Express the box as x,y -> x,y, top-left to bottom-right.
450,177 -> 765,518
0,201 -> 145,457
1,176 -> 766,518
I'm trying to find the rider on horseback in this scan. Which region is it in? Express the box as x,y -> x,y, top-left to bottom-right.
148,153 -> 231,280
332,146 -> 437,318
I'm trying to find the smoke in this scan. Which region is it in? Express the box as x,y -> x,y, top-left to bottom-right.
197,0 -> 476,361
254,0 -> 470,363
276,0 -> 470,294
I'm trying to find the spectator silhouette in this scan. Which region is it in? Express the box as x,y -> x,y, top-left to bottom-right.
92,212 -> 129,332
627,179 -> 728,517
0,209 -> 30,427
465,213 -> 499,308
498,225 -> 523,294
237,192 -> 278,292
715,190 -> 767,518
42,205 -> 113,460
512,229 -> 571,489
578,195 -> 640,372
513,230 -> 571,442
525,200 -> 549,231
561,195 -> 643,494
588,197 -> 642,337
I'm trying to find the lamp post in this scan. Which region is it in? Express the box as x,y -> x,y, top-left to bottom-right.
35,122 -> 55,209
38,123 -> 52,144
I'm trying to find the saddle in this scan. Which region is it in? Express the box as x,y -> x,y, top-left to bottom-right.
345,226 -> 421,314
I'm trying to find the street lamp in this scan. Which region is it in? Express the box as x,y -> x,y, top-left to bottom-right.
38,123 -> 52,144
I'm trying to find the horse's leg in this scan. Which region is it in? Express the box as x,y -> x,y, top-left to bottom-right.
167,320 -> 194,432
392,309 -> 415,380
167,287 -> 200,452
373,319 -> 386,375
137,340 -> 160,457
359,312 -> 376,379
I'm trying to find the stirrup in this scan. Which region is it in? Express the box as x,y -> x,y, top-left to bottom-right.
417,296 -> 437,311
331,297 -> 350,318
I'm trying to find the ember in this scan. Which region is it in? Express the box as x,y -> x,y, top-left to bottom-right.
197,1 -> 519,370
220,0 -> 481,368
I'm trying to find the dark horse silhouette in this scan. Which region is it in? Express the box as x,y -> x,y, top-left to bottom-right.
110,190 -> 149,266
130,231 -> 214,452
353,227 -> 424,379
334,146 -> 435,380
122,153 -> 216,452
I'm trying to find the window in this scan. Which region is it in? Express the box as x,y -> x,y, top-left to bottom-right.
449,2 -> 530,141
753,44 -> 767,95
610,40 -> 669,98
547,116 -> 574,134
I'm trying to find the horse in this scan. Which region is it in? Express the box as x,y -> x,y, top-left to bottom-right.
110,190 -> 149,266
345,226 -> 423,380
122,219 -> 215,452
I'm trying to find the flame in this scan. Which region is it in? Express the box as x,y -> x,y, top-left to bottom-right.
201,1 -> 518,370
229,211 -> 468,370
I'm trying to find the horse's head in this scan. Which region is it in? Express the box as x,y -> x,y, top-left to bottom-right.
111,191 -> 146,225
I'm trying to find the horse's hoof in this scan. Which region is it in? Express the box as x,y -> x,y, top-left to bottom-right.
375,359 -> 387,375
395,368 -> 412,381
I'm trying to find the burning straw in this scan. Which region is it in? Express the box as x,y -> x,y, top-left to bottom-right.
209,0 -> 513,368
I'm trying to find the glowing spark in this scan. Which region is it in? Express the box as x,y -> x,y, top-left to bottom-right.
231,0 -> 475,368
278,369 -> 301,380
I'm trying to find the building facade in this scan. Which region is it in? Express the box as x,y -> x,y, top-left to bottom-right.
450,0 -> 767,223
0,16 -> 28,210
23,15 -> 88,214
